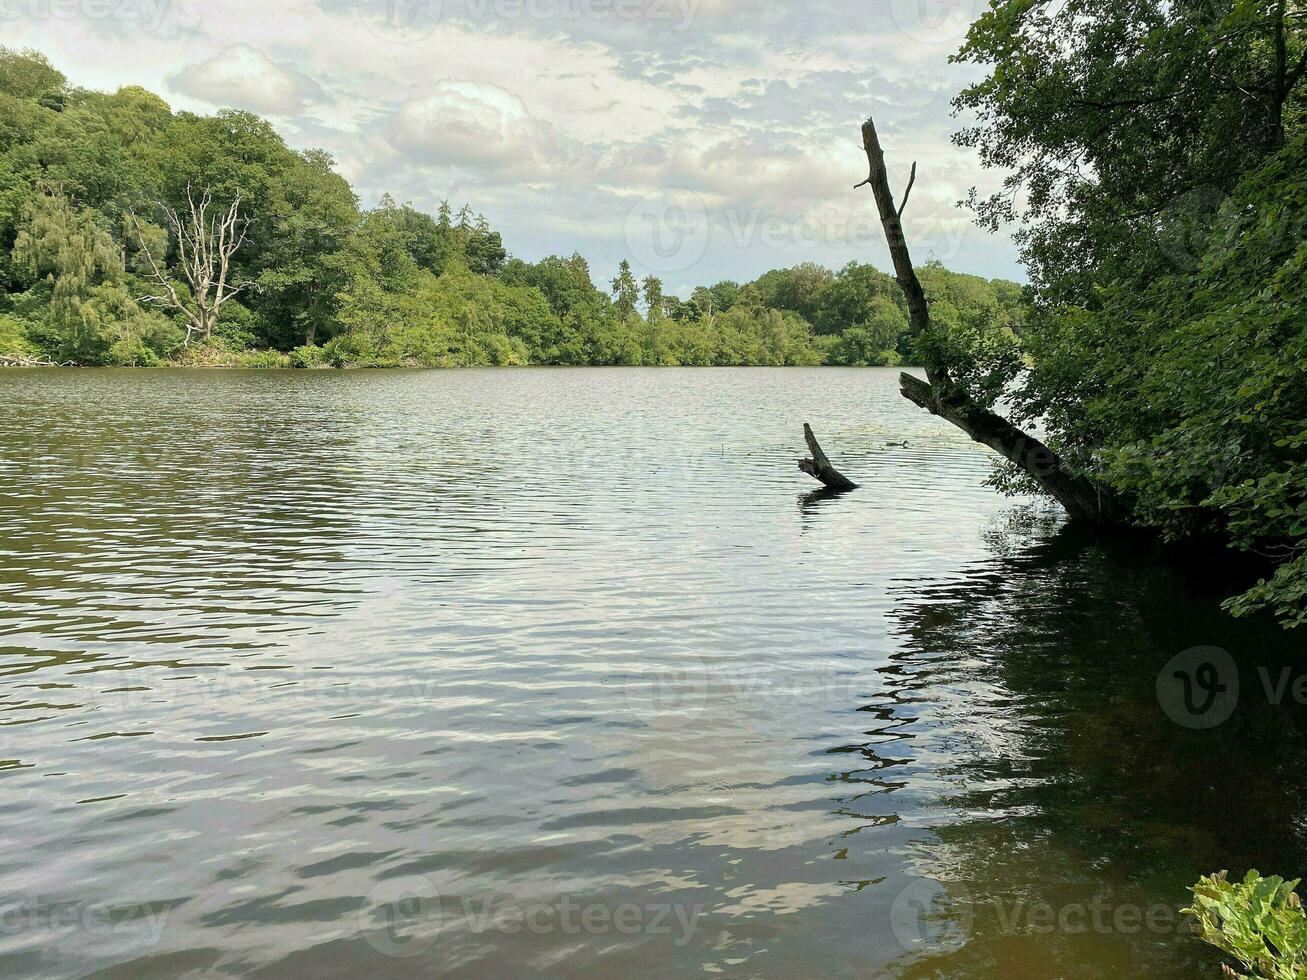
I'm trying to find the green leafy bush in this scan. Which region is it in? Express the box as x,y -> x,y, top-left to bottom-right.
1185,871 -> 1307,979
209,300 -> 268,353
233,349 -> 290,369
322,332 -> 379,368
0,312 -> 34,355
287,344 -> 327,369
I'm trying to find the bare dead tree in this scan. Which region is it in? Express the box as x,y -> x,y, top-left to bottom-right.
856,116 -> 1118,523
128,185 -> 253,347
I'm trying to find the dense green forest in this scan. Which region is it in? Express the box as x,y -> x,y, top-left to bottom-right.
943,0 -> 1305,626
0,48 -> 1021,370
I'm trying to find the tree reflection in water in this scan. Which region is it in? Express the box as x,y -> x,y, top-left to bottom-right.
856,509 -> 1307,978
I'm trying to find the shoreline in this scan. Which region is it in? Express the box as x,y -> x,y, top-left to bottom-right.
1,359 -> 927,371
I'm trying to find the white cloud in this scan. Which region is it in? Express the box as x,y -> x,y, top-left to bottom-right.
167,43 -> 325,116
7,0 -> 1023,283
386,81 -> 587,180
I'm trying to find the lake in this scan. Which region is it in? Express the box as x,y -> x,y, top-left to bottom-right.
1,367 -> 1303,978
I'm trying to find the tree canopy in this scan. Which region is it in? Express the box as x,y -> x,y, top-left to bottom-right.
951,0 -> 1306,625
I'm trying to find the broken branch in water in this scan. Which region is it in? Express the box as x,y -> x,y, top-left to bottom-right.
798,424 -> 859,493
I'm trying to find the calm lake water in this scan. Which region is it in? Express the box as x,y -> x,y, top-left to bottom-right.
1,367 -> 1303,978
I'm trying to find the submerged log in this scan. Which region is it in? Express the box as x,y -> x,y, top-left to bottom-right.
799,424 -> 858,492
856,115 -> 1119,524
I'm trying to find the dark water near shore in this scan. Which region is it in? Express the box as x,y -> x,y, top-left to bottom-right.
1,367 -> 1303,979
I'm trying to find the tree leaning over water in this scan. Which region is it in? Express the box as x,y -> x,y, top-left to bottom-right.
856,116 -> 1117,525
895,0 -> 1306,625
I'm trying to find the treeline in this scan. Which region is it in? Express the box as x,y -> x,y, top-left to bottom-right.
0,48 -> 1022,369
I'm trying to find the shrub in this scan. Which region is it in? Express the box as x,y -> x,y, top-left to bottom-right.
288,344 -> 327,368
0,312 -> 34,355
323,333 -> 378,368
233,349 -> 290,369
208,300 -> 268,352
1185,871 -> 1307,979
106,336 -> 161,367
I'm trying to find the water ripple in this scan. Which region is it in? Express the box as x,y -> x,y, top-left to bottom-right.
2,368 -> 1299,978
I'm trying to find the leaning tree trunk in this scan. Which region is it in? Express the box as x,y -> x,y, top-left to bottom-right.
856,116 -> 1118,524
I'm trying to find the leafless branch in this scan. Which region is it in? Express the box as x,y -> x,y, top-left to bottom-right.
126,183 -> 251,347
897,162 -> 917,221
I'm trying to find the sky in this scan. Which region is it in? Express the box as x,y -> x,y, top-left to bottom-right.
2,0 -> 1023,296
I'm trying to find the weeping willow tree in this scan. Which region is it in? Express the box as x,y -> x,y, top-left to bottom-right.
11,185 -> 179,364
